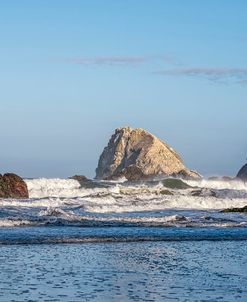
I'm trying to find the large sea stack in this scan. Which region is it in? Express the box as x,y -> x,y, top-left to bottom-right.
96,127 -> 200,181
0,173 -> 29,198
236,163 -> 247,181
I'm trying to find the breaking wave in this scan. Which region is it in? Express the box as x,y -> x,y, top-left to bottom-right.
20,177 -> 247,212
185,178 -> 247,191
0,177 -> 246,245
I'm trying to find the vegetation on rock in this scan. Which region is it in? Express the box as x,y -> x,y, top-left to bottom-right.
162,178 -> 191,189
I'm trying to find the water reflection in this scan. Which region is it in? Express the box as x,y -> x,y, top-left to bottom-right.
0,241 -> 246,301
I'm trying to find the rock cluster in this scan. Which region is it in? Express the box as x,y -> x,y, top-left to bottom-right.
96,126 -> 200,181
0,173 -> 29,198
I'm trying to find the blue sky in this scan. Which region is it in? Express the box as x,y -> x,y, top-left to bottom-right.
0,0 -> 246,178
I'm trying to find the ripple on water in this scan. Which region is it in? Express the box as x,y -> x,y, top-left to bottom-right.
0,241 -> 246,302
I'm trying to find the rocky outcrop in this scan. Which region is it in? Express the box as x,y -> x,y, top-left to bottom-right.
208,176 -> 234,181
236,163 -> 247,181
69,175 -> 88,182
221,205 -> 247,213
107,166 -> 149,181
191,188 -> 217,197
0,173 -> 29,198
96,126 -> 200,181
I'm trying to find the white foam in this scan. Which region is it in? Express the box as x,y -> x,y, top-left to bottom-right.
81,194 -> 247,213
25,178 -> 113,198
0,219 -> 38,227
38,209 -> 188,224
185,179 -> 247,191
15,178 -> 247,213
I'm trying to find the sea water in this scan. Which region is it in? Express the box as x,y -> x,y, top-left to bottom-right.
0,177 -> 247,301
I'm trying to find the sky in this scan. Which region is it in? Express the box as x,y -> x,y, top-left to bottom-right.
0,0 -> 246,178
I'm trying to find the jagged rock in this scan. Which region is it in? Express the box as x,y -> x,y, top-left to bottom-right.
208,176 -> 220,181
69,175 -> 88,182
69,175 -> 110,189
236,163 -> 247,181
96,126 -> 200,181
222,176 -> 234,181
221,205 -> 247,213
106,165 -> 149,181
191,188 -> 217,197
208,176 -> 234,182
160,189 -> 173,195
170,169 -> 199,180
0,173 -> 29,198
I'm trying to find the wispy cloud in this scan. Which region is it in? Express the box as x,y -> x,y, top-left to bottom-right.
55,54 -> 176,67
55,55 -> 247,85
153,67 -> 247,84
65,56 -> 148,66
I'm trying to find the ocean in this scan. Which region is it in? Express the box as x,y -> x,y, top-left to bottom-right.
0,177 -> 247,301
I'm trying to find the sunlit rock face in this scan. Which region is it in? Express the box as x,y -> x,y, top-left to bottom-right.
0,173 -> 29,198
95,126 -> 200,181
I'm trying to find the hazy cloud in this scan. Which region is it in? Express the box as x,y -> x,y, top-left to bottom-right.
57,54 -> 176,67
56,56 -> 247,85
66,56 -> 148,66
153,67 -> 247,84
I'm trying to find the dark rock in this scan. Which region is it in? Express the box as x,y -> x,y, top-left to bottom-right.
162,178 -> 191,189
109,165 -> 150,181
236,163 -> 247,181
208,176 -> 234,182
208,176 -> 220,181
0,173 -> 29,198
160,189 -> 173,195
191,189 -> 203,196
222,176 -> 234,181
69,175 -> 88,182
69,175 -> 111,189
221,205 -> 247,213
170,169 -> 200,180
191,188 -> 217,197
80,180 -> 111,189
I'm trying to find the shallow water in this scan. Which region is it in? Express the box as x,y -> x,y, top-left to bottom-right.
0,241 -> 246,302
